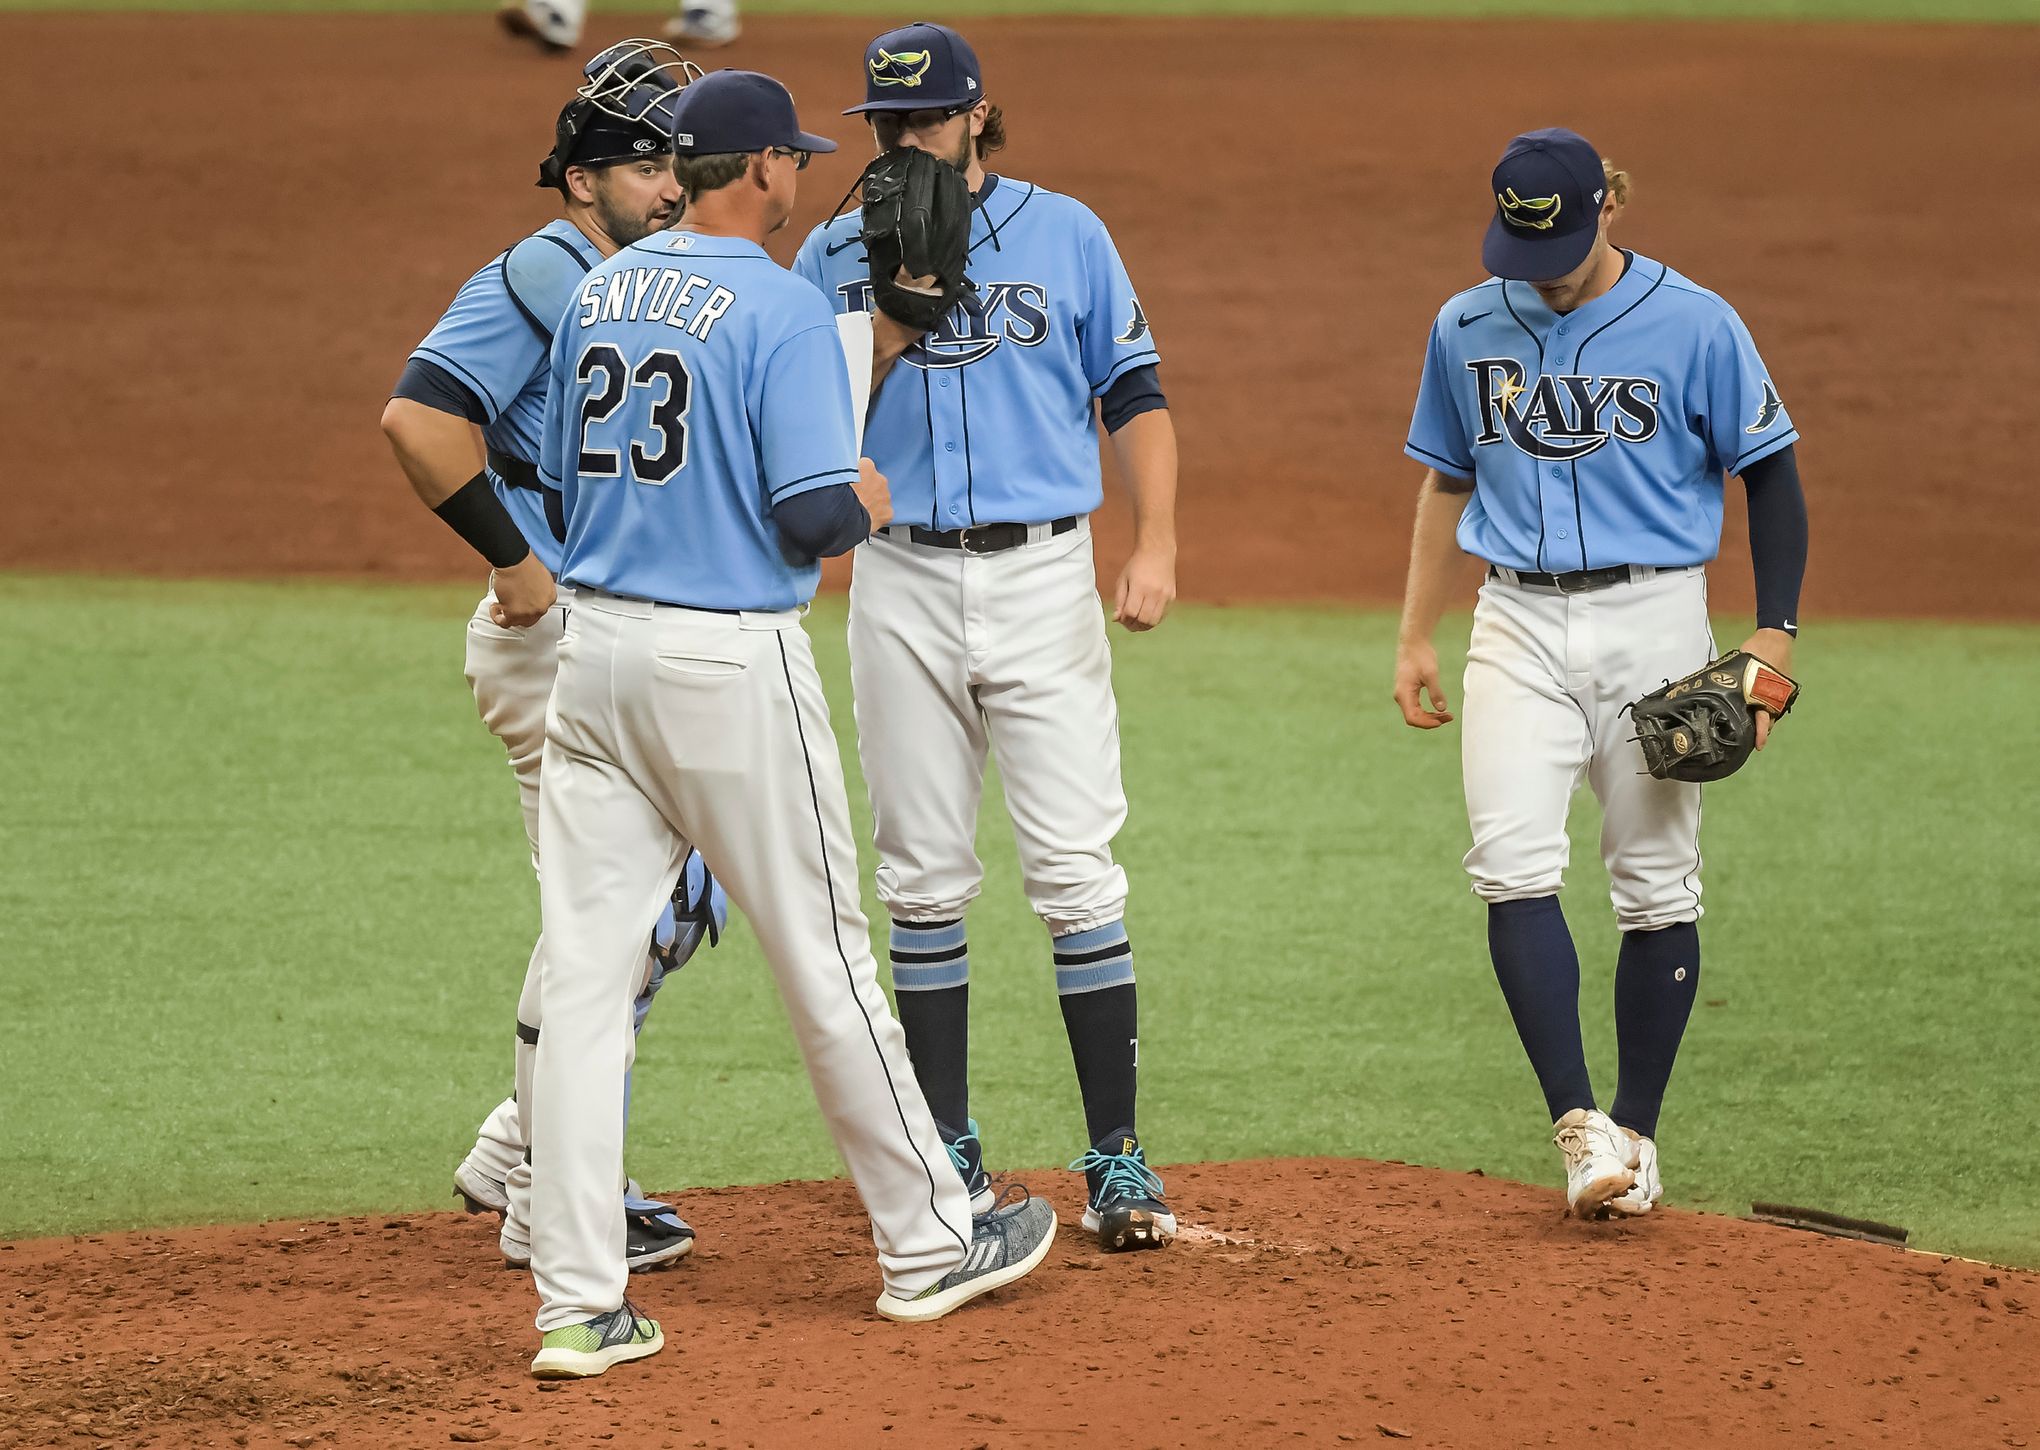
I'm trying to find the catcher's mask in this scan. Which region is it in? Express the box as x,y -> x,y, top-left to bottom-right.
538,39 -> 704,191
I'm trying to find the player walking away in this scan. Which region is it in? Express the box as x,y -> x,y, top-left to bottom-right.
382,42 -> 718,1274
499,0 -> 739,55
1391,128 -> 1809,1218
523,68 -> 1056,1380
794,23 -> 1182,1253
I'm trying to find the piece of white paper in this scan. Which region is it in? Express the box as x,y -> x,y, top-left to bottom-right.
835,311 -> 875,457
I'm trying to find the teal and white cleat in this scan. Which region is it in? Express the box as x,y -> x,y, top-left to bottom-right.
1071,1127 -> 1176,1252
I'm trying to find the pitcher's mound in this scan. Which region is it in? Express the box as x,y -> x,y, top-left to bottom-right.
3,1158 -> 2035,1448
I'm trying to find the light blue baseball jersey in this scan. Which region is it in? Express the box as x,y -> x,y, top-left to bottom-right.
792,175 -> 1158,530
1405,251 -> 1797,574
539,231 -> 862,611
408,219 -> 605,574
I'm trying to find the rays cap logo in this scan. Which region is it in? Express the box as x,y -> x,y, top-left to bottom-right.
869,47 -> 933,87
845,21 -> 984,115
1482,127 -> 1608,283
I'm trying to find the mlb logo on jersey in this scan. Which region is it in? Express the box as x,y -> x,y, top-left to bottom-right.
1467,357 -> 1662,462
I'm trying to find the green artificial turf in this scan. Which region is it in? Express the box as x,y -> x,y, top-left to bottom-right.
2,0 -> 2036,19
1,573 -> 2035,1266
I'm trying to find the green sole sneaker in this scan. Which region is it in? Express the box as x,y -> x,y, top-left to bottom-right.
529,1303 -> 664,1379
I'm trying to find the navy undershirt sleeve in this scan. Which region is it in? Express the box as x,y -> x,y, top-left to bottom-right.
772,482 -> 872,562
391,357 -> 487,425
1741,442 -> 1808,634
1099,364 -> 1166,434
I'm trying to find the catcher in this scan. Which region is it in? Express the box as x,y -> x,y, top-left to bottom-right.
1391,128 -> 1810,1219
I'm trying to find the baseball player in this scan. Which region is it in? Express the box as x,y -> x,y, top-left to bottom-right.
1391,128 -> 1809,1217
523,68 -> 1058,1380
499,0 -> 739,54
382,42 -> 719,1272
794,23 -> 1182,1252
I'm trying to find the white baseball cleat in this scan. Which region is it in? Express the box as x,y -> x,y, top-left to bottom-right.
1552,1108 -> 1637,1218
662,4 -> 740,48
453,1157 -> 510,1217
497,0 -> 580,53
1608,1128 -> 1663,1216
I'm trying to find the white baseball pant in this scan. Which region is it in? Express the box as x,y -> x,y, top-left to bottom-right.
529,591 -> 970,1330
1459,565 -> 1713,930
846,522 -> 1128,934
459,584 -> 661,1254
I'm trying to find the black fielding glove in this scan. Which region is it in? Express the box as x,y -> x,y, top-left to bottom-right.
1625,650 -> 1800,783
858,147 -> 975,331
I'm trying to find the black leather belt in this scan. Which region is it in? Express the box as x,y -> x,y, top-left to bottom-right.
900,516 -> 1079,555
487,448 -> 543,492
1492,563 -> 1637,594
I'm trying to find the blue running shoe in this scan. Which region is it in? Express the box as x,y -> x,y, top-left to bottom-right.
1070,1126 -> 1176,1252
873,1189 -> 1056,1324
938,1119 -> 997,1217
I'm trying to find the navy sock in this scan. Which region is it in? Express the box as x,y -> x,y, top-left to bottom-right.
1487,897 -> 1596,1121
1610,921 -> 1701,1140
1054,922 -> 1139,1146
889,919 -> 970,1130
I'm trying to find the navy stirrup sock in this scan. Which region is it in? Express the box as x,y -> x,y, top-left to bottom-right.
1054,921 -> 1139,1146
1610,921 -> 1701,1141
1487,896 -> 1596,1121
889,919 -> 971,1129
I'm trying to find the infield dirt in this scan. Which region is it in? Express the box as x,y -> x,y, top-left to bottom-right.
4,14 -> 2039,1448
3,14 -> 2038,617
5,1160 -> 2038,1449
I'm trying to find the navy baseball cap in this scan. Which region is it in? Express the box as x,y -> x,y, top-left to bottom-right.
1482,128 -> 1609,282
845,22 -> 983,114
670,70 -> 837,157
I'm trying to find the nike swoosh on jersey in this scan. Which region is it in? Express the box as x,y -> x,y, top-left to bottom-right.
826,236 -> 864,257
1457,311 -> 1492,328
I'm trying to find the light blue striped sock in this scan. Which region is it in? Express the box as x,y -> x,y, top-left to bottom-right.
1053,920 -> 1134,995
889,918 -> 970,992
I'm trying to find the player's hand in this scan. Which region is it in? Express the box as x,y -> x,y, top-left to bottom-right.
1393,640 -> 1453,728
1114,543 -> 1176,632
1739,628 -> 1795,749
490,553 -> 557,629
855,458 -> 893,533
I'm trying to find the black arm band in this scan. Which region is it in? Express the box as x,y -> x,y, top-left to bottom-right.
433,472 -> 532,569
1099,364 -> 1166,434
772,483 -> 871,562
1741,443 -> 1808,635
392,357 -> 488,424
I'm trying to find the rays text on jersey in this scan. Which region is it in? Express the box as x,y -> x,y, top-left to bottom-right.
840,278 -> 1050,369
573,264 -> 738,343
1467,357 -> 1662,463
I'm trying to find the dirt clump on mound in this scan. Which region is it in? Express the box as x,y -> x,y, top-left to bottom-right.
3,1158 -> 2035,1448
1,16 -> 2038,618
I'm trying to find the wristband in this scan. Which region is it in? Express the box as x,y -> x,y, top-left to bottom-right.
433,472 -> 531,569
